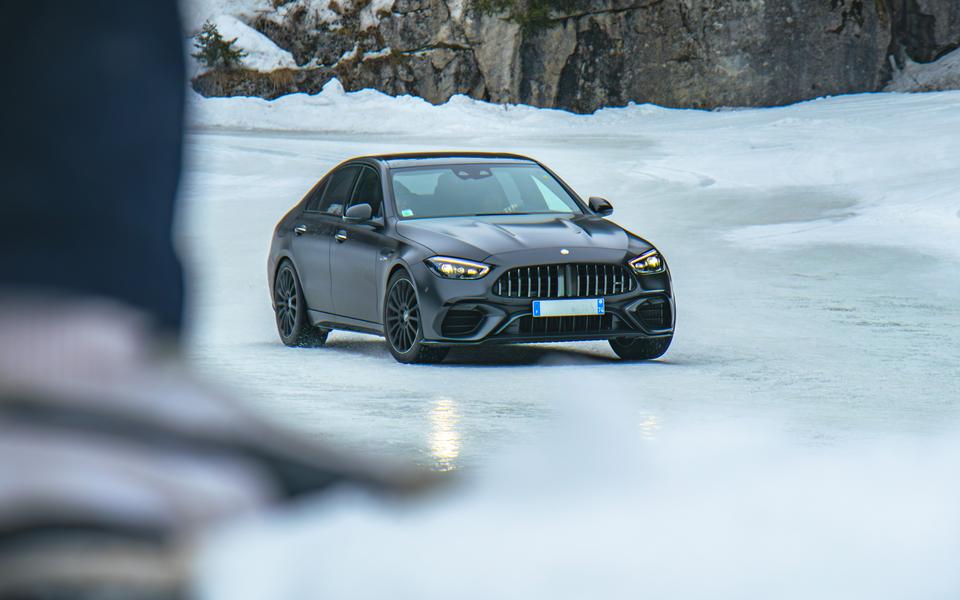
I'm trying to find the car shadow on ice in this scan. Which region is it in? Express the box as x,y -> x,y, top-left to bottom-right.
432,344 -> 685,368
445,344 -> 619,366
263,336 -> 689,368
318,337 -> 623,366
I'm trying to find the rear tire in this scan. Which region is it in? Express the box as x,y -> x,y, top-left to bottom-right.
384,270 -> 449,364
273,260 -> 329,347
609,336 -> 672,360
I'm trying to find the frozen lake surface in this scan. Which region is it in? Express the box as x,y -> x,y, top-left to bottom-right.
179,86 -> 960,599
179,87 -> 960,471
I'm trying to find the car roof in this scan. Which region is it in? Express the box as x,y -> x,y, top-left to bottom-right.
364,152 -> 539,169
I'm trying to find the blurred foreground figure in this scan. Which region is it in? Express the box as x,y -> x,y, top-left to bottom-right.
0,3 -> 405,598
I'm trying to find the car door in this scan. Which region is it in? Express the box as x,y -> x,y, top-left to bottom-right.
330,165 -> 391,324
290,165 -> 360,315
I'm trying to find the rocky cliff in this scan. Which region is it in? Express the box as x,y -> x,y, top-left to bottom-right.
191,0 -> 960,112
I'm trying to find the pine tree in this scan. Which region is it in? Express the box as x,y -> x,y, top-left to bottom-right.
192,21 -> 246,71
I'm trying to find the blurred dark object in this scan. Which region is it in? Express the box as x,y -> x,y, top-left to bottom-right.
0,301 -> 407,598
0,3 -> 424,599
1,1 -> 186,335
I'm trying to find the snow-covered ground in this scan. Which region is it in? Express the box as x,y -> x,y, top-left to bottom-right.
180,84 -> 960,464
178,85 -> 960,597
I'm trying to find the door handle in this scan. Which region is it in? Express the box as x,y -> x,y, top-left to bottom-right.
334,230 -> 348,243
294,225 -> 308,236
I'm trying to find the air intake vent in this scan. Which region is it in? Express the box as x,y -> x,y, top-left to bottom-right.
494,264 -> 636,299
635,297 -> 672,330
441,308 -> 485,337
517,314 -> 616,335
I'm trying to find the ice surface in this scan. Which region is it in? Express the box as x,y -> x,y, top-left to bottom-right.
178,85 -> 960,597
180,83 -> 960,463
196,405 -> 960,599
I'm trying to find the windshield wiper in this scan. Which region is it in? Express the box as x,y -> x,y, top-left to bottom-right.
469,212 -> 534,217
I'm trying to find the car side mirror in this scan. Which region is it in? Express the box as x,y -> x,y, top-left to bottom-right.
344,203 -> 373,222
589,196 -> 614,216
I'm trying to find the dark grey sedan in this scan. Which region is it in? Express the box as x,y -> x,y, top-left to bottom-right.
268,153 -> 674,363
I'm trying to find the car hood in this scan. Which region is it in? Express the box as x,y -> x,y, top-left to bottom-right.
395,214 -> 648,262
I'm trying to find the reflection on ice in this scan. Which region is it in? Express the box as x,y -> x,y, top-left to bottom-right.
429,397 -> 461,471
638,413 -> 662,440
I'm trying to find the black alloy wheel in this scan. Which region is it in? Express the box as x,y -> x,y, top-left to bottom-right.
609,335 -> 672,360
274,261 -> 328,347
384,271 -> 448,364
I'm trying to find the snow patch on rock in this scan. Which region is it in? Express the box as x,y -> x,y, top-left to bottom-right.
362,47 -> 392,62
445,0 -> 466,20
336,44 -> 360,66
886,48 -> 960,93
267,0 -> 342,28
204,14 -> 299,72
181,0 -> 274,33
359,0 -> 395,30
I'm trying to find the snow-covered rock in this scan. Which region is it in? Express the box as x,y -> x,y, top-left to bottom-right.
181,0 -> 274,34
261,0 -> 342,29
201,14 -> 298,73
886,48 -> 960,93
359,0 -> 394,30
181,0 -> 960,112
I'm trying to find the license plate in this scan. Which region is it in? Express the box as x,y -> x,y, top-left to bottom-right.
532,298 -> 605,318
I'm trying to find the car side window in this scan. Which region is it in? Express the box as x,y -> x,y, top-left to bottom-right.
317,165 -> 361,217
304,179 -> 328,212
348,167 -> 384,219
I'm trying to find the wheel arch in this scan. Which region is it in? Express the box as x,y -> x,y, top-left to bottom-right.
382,259 -> 424,318
386,261 -> 411,284
271,251 -> 301,287
272,254 -> 312,313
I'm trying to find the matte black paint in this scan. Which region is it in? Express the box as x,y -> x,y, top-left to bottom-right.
268,153 -> 674,347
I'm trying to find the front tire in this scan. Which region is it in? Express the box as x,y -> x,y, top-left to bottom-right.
609,335 -> 672,360
384,271 -> 448,364
273,260 -> 329,347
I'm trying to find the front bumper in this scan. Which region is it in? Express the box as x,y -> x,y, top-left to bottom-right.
408,258 -> 674,346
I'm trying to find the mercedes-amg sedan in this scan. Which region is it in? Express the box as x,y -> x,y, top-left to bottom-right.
268,153 -> 674,363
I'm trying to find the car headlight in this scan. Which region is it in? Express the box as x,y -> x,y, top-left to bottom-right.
425,256 -> 492,280
628,249 -> 665,275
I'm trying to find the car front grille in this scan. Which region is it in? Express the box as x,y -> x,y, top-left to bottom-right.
493,264 -> 636,299
516,314 -> 617,335
636,297 -> 672,330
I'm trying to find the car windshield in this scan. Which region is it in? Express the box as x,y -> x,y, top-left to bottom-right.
390,164 -> 583,219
